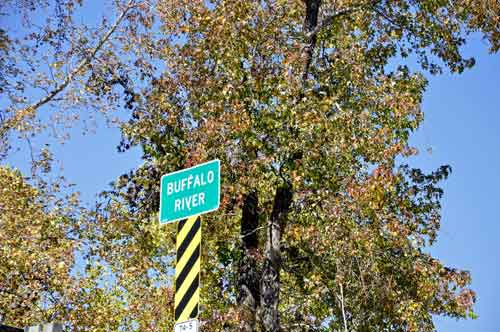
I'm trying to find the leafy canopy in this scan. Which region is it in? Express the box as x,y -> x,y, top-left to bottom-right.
1,0 -> 499,331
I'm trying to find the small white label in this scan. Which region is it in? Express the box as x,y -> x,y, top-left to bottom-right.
174,319 -> 199,332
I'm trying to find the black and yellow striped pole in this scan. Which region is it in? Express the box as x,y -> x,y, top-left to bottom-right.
175,215 -> 201,323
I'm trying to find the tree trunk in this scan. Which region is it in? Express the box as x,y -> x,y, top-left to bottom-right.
237,190 -> 260,332
261,185 -> 293,332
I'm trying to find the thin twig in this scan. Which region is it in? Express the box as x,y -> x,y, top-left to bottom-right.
240,225 -> 267,240
338,283 -> 349,332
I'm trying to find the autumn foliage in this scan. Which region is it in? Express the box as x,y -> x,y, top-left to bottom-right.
1,0 -> 499,331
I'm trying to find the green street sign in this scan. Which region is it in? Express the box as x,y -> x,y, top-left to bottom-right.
159,159 -> 220,224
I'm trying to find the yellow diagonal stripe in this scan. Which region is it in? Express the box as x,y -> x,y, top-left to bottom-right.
174,256 -> 200,307
176,215 -> 199,250
177,287 -> 200,323
175,215 -> 202,323
175,228 -> 201,275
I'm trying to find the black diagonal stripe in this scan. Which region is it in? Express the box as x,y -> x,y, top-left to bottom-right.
175,274 -> 199,321
176,243 -> 200,291
177,218 -> 187,233
189,304 -> 198,319
177,217 -> 200,262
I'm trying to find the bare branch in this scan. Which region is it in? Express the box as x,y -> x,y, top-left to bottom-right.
338,283 -> 349,332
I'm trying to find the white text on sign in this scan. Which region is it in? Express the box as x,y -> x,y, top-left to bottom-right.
167,171 -> 214,212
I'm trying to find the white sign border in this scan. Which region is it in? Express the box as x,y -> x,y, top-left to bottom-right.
159,159 -> 221,225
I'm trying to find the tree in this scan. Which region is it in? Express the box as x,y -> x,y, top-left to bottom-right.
0,0 -> 157,159
114,1 -> 497,331
1,0 -> 499,331
0,163 -> 79,326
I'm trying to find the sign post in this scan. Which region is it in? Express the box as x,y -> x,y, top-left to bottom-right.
159,160 -> 220,331
174,215 -> 201,323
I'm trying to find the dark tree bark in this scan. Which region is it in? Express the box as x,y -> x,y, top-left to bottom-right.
302,0 -> 322,82
237,190 -> 260,332
261,185 -> 293,332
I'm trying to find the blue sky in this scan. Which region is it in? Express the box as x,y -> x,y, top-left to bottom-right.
3,3 -> 500,331
410,36 -> 500,332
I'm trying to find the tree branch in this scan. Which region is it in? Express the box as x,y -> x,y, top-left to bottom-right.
305,4 -> 367,39
301,0 -> 382,83
338,283 -> 349,332
5,0 -> 137,130
302,0 -> 322,83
